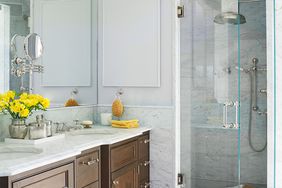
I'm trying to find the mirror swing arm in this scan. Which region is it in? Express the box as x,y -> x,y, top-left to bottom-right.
11,33 -> 44,93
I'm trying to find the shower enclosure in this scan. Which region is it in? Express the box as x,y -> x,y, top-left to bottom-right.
180,0 -> 267,187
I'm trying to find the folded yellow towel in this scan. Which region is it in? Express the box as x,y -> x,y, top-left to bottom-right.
111,120 -> 139,129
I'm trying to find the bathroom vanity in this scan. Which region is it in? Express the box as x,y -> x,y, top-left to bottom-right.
0,127 -> 150,188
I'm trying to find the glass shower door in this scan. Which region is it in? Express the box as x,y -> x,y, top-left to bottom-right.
179,0 -> 241,187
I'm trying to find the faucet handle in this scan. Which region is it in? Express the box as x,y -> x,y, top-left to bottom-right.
73,119 -> 80,125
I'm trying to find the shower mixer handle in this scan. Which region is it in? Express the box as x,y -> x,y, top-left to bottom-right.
222,101 -> 239,129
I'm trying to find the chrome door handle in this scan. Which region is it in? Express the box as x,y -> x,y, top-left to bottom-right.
223,101 -> 239,129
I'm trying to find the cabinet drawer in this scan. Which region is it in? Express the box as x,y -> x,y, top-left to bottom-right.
111,163 -> 138,188
111,140 -> 138,172
77,151 -> 99,188
12,163 -> 74,188
138,134 -> 150,160
83,181 -> 98,188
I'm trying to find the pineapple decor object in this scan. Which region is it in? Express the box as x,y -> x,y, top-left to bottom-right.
112,89 -> 124,118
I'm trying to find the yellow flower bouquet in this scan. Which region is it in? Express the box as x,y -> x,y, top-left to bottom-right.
0,91 -> 50,119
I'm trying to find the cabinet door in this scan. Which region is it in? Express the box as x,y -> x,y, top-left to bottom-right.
83,182 -> 99,188
12,163 -> 74,188
138,134 -> 150,160
111,140 -> 138,172
112,164 -> 137,188
76,151 -> 99,188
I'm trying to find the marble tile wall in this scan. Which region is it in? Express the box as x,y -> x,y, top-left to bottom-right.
0,106 -> 95,142
180,0 -> 267,187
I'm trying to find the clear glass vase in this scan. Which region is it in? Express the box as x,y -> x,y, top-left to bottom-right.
9,119 -> 28,139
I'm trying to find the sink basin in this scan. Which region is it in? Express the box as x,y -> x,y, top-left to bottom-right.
0,146 -> 43,160
69,129 -> 117,136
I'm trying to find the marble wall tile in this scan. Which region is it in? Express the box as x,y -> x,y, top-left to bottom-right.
0,106 -> 95,142
94,105 -> 176,188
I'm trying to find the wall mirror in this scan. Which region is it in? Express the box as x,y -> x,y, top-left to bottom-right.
1,0 -> 161,107
24,33 -> 44,61
0,0 -> 98,108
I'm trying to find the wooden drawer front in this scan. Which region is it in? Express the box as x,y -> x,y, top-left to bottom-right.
83,181 -> 98,188
111,140 -> 138,172
138,135 -> 149,160
12,163 -> 74,188
138,159 -> 150,182
112,164 -> 137,188
77,151 -> 99,188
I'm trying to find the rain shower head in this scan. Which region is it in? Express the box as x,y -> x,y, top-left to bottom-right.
214,12 -> 246,25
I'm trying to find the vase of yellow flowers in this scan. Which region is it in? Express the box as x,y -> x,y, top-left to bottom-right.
0,91 -> 50,139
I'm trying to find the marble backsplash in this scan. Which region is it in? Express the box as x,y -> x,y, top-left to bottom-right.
0,106 -> 95,141
0,105 -> 176,188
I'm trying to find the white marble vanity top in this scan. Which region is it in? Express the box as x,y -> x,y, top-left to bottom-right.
0,125 -> 151,176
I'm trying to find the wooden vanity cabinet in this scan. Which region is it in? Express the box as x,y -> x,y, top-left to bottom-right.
12,163 -> 74,188
101,132 -> 150,188
138,134 -> 150,188
75,147 -> 100,188
3,158 -> 75,188
0,132 -> 149,188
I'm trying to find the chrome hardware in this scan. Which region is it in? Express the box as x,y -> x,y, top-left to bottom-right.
73,119 -> 80,125
234,101 -> 239,129
81,158 -> 99,166
177,5 -> 184,18
177,173 -> 184,185
113,180 -> 119,185
143,160 -> 150,167
252,57 -> 258,64
257,111 -> 267,116
223,101 -> 239,129
260,89 -> 267,94
143,139 -> 150,144
141,182 -> 151,188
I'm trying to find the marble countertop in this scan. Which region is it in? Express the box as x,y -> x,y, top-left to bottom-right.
0,125 -> 151,177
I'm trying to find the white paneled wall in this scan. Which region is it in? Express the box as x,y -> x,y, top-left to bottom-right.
98,0 -> 174,106
32,0 -> 98,106
101,0 -> 160,87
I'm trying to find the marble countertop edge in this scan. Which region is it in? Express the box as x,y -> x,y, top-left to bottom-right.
0,126 -> 152,177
